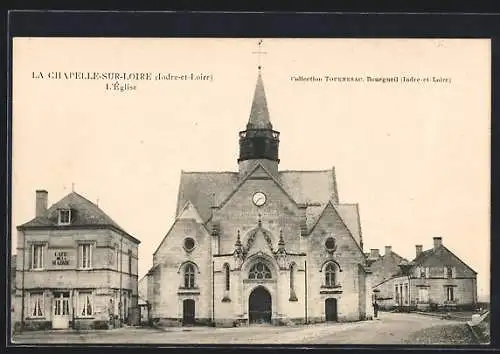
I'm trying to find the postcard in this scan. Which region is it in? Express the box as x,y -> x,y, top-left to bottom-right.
10,36 -> 490,345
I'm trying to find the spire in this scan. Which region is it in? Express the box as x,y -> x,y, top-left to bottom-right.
247,69 -> 272,130
235,230 -> 242,248
238,40 -> 280,176
278,230 -> 285,248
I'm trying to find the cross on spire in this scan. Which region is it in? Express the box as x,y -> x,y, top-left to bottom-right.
252,39 -> 267,70
71,183 -> 75,192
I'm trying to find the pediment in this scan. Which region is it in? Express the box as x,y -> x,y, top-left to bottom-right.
244,228 -> 274,254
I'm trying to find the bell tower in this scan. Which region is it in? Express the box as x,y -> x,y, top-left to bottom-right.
238,41 -> 280,178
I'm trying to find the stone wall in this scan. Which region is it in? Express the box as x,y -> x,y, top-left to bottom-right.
150,216 -> 212,321
14,227 -> 139,329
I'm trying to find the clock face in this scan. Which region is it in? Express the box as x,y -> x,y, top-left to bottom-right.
252,192 -> 267,206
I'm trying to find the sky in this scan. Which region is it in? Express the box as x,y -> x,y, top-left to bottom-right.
12,38 -> 490,299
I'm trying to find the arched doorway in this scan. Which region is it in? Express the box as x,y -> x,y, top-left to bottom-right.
183,299 -> 195,325
325,298 -> 338,322
249,287 -> 272,324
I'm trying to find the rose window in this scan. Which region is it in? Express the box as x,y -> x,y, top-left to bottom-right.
248,262 -> 272,280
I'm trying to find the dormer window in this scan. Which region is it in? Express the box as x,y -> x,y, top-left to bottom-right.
58,209 -> 71,225
419,267 -> 427,278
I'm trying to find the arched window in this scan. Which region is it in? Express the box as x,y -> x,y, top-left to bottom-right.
184,263 -> 195,288
289,263 -> 298,301
325,263 -> 336,287
224,264 -> 230,291
248,262 -> 272,280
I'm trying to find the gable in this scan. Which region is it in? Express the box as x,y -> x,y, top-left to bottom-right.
412,246 -> 477,276
335,204 -> 362,245
177,201 -> 204,223
219,163 -> 299,210
153,202 -> 210,259
215,164 -> 303,255
308,202 -> 364,259
370,251 -> 407,285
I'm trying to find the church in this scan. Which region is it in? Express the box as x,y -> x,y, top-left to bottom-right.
147,66 -> 374,327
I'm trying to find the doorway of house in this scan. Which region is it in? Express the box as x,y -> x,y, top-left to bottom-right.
249,286 -> 272,324
52,292 -> 71,329
182,299 -> 195,325
325,298 -> 338,322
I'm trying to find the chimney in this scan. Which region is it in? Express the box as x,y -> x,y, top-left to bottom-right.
35,190 -> 48,217
369,249 -> 380,259
415,245 -> 423,258
433,237 -> 442,250
385,246 -> 392,256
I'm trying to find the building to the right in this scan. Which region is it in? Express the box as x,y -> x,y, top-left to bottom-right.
372,237 -> 478,311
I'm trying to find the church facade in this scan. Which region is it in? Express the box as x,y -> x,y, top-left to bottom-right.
147,68 -> 374,326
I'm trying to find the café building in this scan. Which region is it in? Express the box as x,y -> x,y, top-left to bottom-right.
14,190 -> 140,330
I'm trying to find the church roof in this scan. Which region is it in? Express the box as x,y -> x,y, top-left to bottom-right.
176,168 -> 339,221
17,191 -> 140,244
336,204 -> 363,244
247,69 -> 272,130
174,167 -> 362,240
175,171 -> 240,222
279,169 -> 339,205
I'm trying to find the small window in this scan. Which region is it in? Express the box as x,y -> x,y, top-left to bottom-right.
32,244 -> 44,269
325,263 -> 336,287
78,291 -> 93,317
30,292 -> 44,317
446,266 -> 453,279
224,264 -> 230,291
289,263 -> 298,301
325,237 -> 336,251
184,237 -> 195,252
115,244 -> 119,270
79,244 -> 92,269
418,288 -> 429,303
184,263 -> 195,288
58,209 -> 71,225
123,291 -> 129,320
128,250 -> 133,274
446,286 -> 454,301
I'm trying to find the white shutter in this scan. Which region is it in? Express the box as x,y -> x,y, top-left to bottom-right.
425,267 -> 430,278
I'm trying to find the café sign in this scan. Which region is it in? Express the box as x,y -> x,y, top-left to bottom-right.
52,251 -> 70,266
